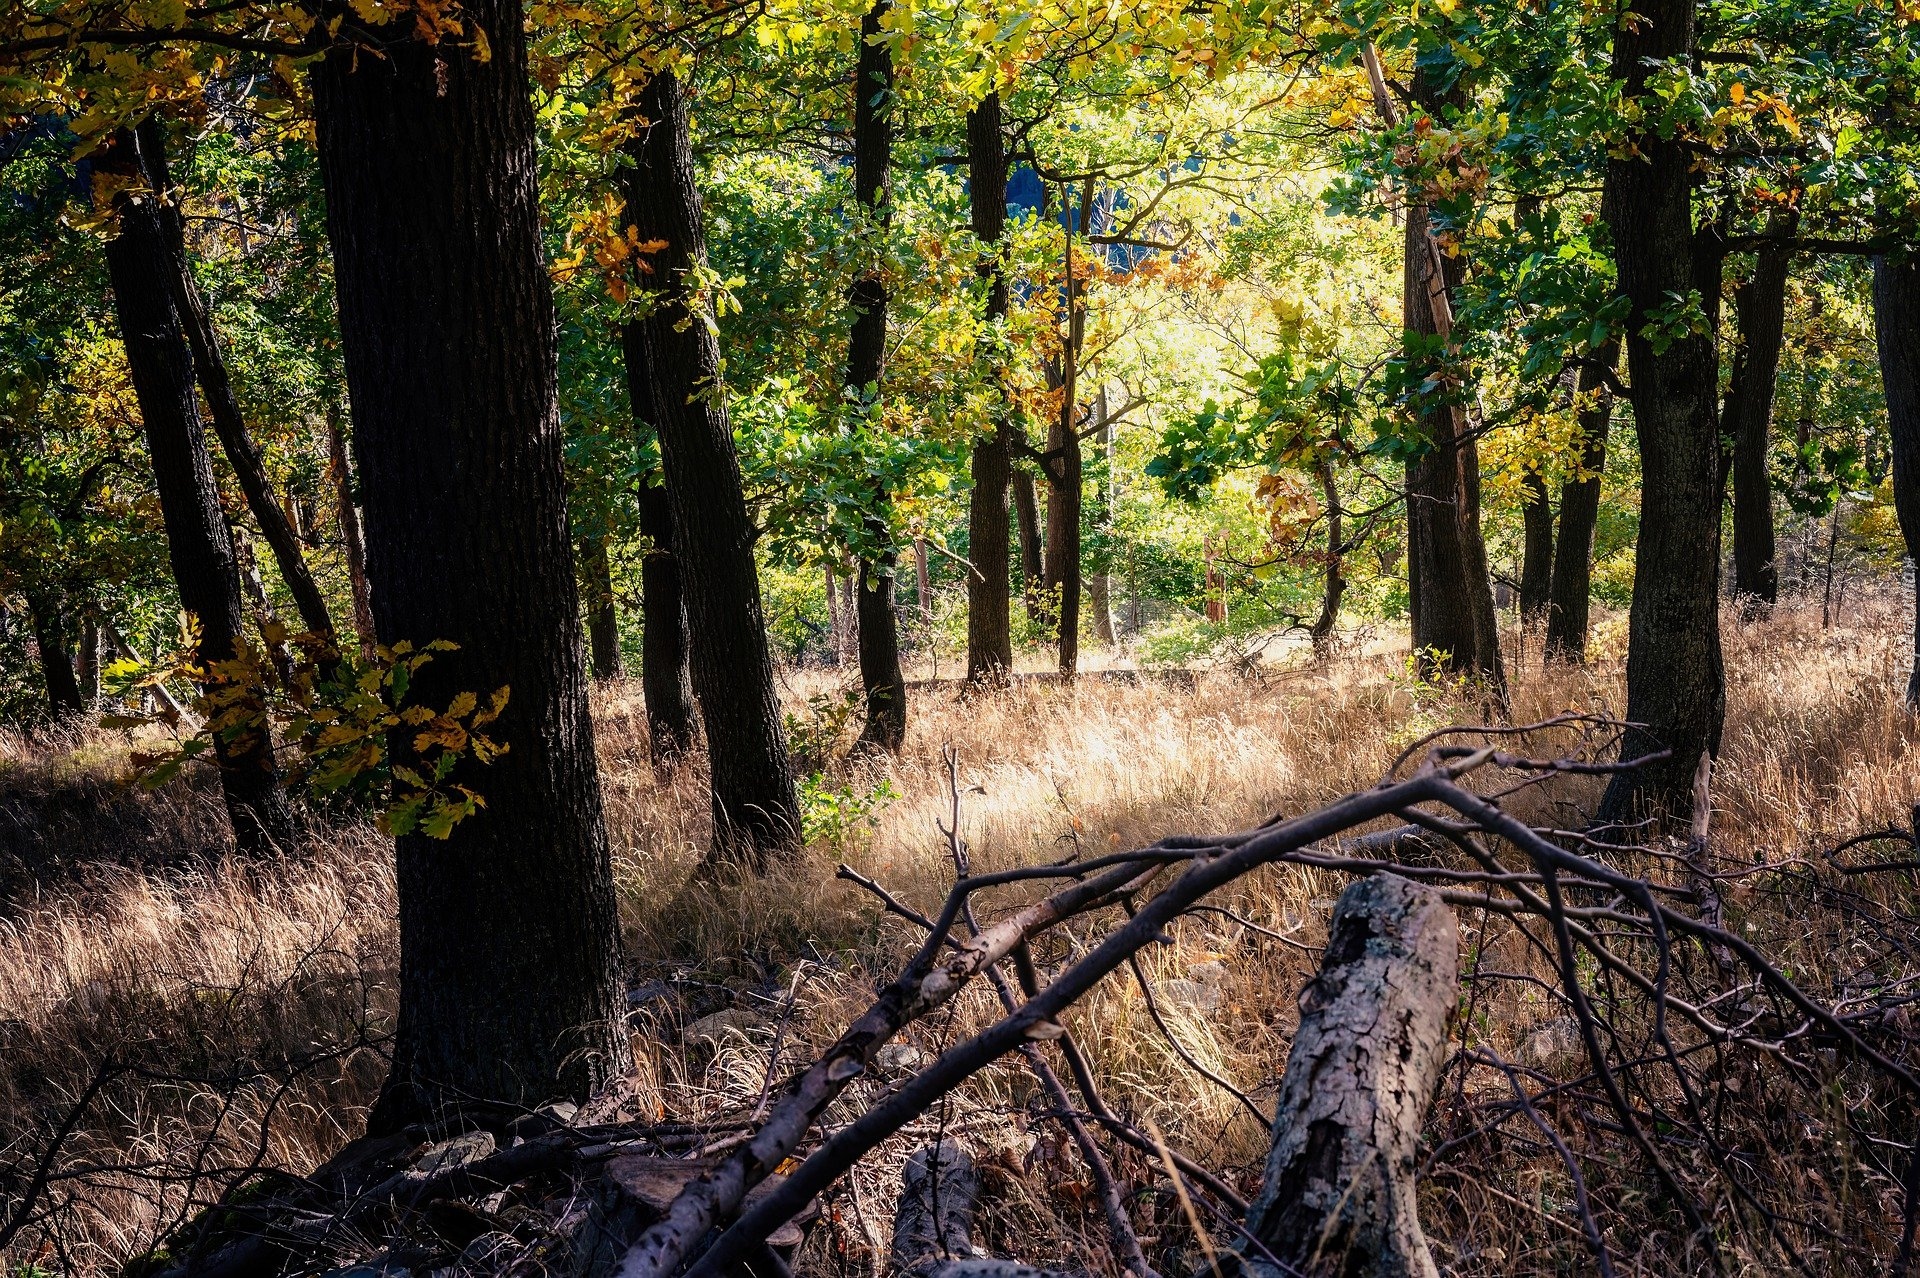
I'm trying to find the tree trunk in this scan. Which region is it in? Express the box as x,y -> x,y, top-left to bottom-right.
309,1 -> 628,1119
1518,468 -> 1554,625
139,118 -> 336,641
964,92 -> 1014,685
326,401 -> 377,658
633,477 -> 698,762
845,0 -> 907,753
1087,389 -> 1116,647
1242,874 -> 1457,1278
26,591 -> 83,718
619,69 -> 800,861
1726,238 -> 1794,610
1012,467 -> 1046,624
1044,182 -> 1090,678
1544,342 -> 1618,663
77,617 -> 100,704
1598,0 -> 1727,819
582,534 -> 622,680
1310,458 -> 1346,653
1873,255 -> 1920,707
102,127 -> 294,856
913,538 -> 931,621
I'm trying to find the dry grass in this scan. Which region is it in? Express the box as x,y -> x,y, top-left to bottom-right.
0,586 -> 1915,1275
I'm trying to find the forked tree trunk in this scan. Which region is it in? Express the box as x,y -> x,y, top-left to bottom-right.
138,119 -> 337,642
309,0 -> 628,1118
1727,236 -> 1794,610
1872,255 -> 1920,707
26,591 -> 83,718
102,127 -> 294,857
582,534 -> 622,680
845,0 -> 907,753
1242,873 -> 1457,1278
1598,0 -> 1727,819
620,69 -> 800,860
1544,341 -> 1618,662
633,477 -> 698,762
965,92 -> 1015,684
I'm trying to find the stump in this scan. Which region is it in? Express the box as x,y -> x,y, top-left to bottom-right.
1240,873 -> 1457,1278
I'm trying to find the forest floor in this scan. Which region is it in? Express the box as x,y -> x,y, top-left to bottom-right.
1,588 -> 1916,1276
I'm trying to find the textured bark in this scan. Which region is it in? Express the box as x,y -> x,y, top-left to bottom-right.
619,70 -> 800,860
1087,390 -> 1116,646
582,534 -> 622,680
26,591 -> 82,718
77,617 -> 100,704
1518,468 -> 1555,624
309,0 -> 628,1117
1727,239 -> 1794,608
846,0 -> 907,753
633,478 -> 698,762
1872,256 -> 1920,706
140,118 -> 336,640
1012,468 -> 1046,623
1043,423 -> 1082,677
102,128 -> 294,856
1598,0 -> 1727,818
965,93 -> 1014,684
326,402 -> 377,659
890,1143 -> 1080,1278
1242,874 -> 1457,1278
1310,458 -> 1346,653
1545,342 -> 1617,663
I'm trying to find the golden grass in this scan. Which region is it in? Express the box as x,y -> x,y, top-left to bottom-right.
0,587 -> 1914,1274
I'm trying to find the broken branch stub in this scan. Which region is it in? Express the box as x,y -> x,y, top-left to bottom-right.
1241,873 -> 1457,1278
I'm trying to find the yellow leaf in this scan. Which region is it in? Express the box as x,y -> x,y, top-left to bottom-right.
1729,81 -> 1745,104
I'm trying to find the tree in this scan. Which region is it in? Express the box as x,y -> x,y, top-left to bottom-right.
1873,255 -> 1920,707
307,0 -> 628,1117
964,90 -> 1015,683
1726,236 -> 1795,609
1544,342 -> 1618,663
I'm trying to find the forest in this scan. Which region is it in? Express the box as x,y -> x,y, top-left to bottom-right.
0,0 -> 1918,1272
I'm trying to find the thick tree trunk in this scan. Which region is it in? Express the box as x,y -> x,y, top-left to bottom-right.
102,128 -> 294,856
1518,469 -> 1554,625
137,119 -> 336,642
845,0 -> 907,752
632,478 -> 698,762
1310,458 -> 1346,653
1544,342 -> 1619,663
965,92 -> 1014,684
1598,0 -> 1727,818
1873,256 -> 1920,707
309,2 -> 628,1119
1012,468 -> 1046,624
1726,239 -> 1794,609
326,402 -> 377,658
620,70 -> 800,860
582,534 -> 622,680
26,591 -> 83,718
1242,874 -> 1456,1278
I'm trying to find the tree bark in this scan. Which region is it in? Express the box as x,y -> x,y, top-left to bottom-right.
26,591 -> 83,718
77,616 -> 101,704
632,478 -> 698,761
582,534 -> 622,680
1726,237 -> 1794,610
326,401 -> 377,658
964,92 -> 1015,684
1518,468 -> 1555,625
1088,389 -> 1116,646
1598,0 -> 1728,818
1044,181 -> 1091,677
1872,255 -> 1920,707
309,2 -> 628,1118
1544,341 -> 1618,663
139,118 -> 337,641
102,127 -> 294,856
1242,874 -> 1456,1278
619,69 -> 800,860
845,0 -> 907,753
1310,458 -> 1346,653
1012,467 -> 1046,624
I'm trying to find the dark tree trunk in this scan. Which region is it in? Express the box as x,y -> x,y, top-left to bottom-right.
326,401 -> 377,658
102,128 -> 294,856
964,92 -> 1014,684
845,0 -> 907,752
1012,468 -> 1046,623
308,2 -> 628,1119
1310,458 -> 1346,653
138,119 -> 334,640
619,70 -> 800,860
1518,468 -> 1555,625
1402,200 -> 1504,690
1043,429 -> 1082,677
1088,390 -> 1117,646
632,476 -> 698,762
582,534 -> 622,680
77,617 -> 101,704
1873,255 -> 1920,706
1545,341 -> 1618,662
26,591 -> 83,718
1726,237 -> 1794,609
1598,0 -> 1727,818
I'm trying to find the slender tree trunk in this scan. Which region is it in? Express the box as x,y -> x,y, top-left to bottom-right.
1545,341 -> 1618,662
619,70 -> 800,860
309,2 -> 628,1119
1726,237 -> 1794,610
1088,389 -> 1116,646
582,534 -> 622,680
964,92 -> 1014,684
77,617 -> 100,704
139,119 -> 336,641
632,478 -> 698,762
1044,181 -> 1091,678
1872,255 -> 1920,706
26,591 -> 83,718
1518,469 -> 1554,624
1311,458 -> 1346,653
326,401 -> 377,658
102,127 -> 294,856
1012,467 -> 1046,623
913,538 -> 931,621
825,563 -> 845,664
845,0 -> 907,752
1599,0 -> 1727,818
